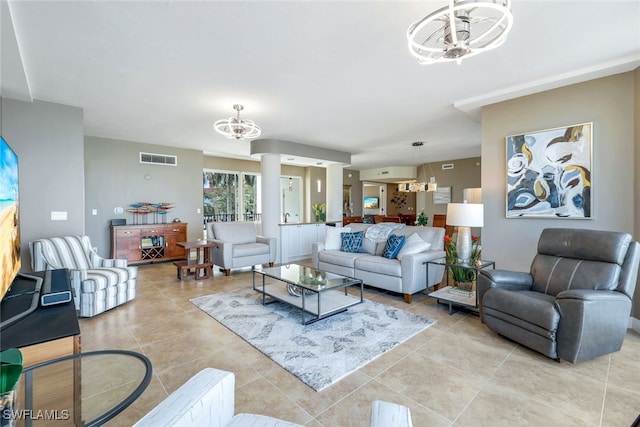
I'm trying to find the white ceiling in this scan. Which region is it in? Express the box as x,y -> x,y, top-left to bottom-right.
3,1 -> 640,170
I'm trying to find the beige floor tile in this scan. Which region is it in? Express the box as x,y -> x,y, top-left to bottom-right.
456,381 -> 597,427
489,349 -> 607,425
314,379 -> 451,427
376,350 -> 488,420
601,383 -> 640,427
235,377 -> 313,425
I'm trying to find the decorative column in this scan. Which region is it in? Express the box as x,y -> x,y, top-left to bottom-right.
326,163 -> 343,223
261,153 -> 280,240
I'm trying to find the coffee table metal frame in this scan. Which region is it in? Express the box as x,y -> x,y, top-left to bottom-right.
252,264 -> 364,325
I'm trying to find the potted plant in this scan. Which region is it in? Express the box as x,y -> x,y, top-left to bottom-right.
311,203 -> 326,222
443,234 -> 481,290
415,210 -> 428,226
1,348 -> 23,424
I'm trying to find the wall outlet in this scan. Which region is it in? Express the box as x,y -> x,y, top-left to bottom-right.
92,209 -> 98,215
51,211 -> 67,221
197,208 -> 201,214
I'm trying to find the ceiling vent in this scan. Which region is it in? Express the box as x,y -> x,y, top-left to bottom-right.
442,163 -> 454,170
139,152 -> 177,166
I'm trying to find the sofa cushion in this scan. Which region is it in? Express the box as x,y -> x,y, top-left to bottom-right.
233,242 -> 270,258
382,234 -> 405,259
396,233 -> 431,259
318,250 -> 366,268
362,238 -> 386,255
341,231 -> 364,253
212,222 -> 257,244
355,255 -> 401,277
325,226 -> 351,250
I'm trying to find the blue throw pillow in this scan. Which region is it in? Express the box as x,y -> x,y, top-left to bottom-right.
382,234 -> 405,259
341,231 -> 364,253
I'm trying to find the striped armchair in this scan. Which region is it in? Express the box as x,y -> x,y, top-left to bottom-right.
29,235 -> 137,317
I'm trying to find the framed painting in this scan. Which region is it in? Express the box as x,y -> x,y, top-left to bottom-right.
506,122 -> 592,218
433,186 -> 451,205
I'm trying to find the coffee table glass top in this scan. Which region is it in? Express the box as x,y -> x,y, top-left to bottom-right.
14,350 -> 152,427
259,264 -> 360,292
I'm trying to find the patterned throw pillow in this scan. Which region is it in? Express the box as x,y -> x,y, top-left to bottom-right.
341,231 -> 364,253
381,234 -> 406,259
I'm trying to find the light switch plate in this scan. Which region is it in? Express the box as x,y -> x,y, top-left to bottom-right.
51,211 -> 67,221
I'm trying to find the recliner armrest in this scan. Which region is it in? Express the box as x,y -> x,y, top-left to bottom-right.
477,269 -> 533,320
556,289 -> 631,302
256,235 -> 277,263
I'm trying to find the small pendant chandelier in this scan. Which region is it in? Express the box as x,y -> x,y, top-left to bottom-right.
407,0 -> 513,65
214,104 -> 261,140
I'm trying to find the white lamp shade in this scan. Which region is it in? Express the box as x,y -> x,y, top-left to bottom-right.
446,203 -> 484,227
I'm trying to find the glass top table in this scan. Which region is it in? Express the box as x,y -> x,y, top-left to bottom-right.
9,350 -> 152,427
253,264 -> 364,324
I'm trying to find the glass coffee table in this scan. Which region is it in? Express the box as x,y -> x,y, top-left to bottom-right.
8,350 -> 152,427
253,264 -> 364,324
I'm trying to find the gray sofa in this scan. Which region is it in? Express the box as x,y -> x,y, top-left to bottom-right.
478,228 -> 639,363
312,223 -> 446,303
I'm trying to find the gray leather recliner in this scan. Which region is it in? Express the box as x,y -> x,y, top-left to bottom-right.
477,228 -> 639,363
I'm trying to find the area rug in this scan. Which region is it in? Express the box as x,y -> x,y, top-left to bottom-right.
190,288 -> 436,391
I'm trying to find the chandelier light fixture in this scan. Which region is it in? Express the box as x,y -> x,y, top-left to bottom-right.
214,104 -> 261,140
407,0 -> 513,65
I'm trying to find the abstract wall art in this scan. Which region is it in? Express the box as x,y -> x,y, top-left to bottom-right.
506,123 -> 592,218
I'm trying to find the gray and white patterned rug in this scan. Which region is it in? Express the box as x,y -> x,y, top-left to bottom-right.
190,288 -> 436,391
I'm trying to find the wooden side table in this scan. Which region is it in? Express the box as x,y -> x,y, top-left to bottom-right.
174,241 -> 215,280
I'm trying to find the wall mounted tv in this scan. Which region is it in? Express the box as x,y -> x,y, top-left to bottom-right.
363,196 -> 379,209
0,135 -> 21,301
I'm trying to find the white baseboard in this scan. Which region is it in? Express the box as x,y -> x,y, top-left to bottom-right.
630,316 -> 640,333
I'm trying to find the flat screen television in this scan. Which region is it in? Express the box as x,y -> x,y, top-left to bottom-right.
363,196 -> 379,209
0,135 -> 21,301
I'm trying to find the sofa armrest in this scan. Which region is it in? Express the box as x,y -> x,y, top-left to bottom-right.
208,238 -> 233,268
90,250 -> 128,268
311,242 -> 325,269
133,368 -> 235,427
555,290 -> 632,362
256,235 -> 277,263
400,250 -> 446,296
371,400 -> 413,427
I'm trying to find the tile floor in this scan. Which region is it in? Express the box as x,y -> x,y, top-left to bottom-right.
79,262 -> 640,427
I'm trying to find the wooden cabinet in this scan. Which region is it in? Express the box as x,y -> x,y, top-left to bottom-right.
280,223 -> 326,264
111,223 -> 187,264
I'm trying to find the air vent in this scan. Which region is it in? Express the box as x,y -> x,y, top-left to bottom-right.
140,152 -> 177,166
442,163 -> 454,170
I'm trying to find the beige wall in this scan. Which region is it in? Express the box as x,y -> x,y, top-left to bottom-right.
481,73 -> 637,308
415,157 -> 482,219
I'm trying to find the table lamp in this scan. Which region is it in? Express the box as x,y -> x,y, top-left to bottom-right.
446,202 -> 484,264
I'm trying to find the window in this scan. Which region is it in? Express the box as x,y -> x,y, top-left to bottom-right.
203,170 -> 261,222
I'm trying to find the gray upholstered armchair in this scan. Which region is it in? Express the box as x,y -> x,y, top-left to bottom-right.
477,228 -> 639,363
205,222 -> 276,276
